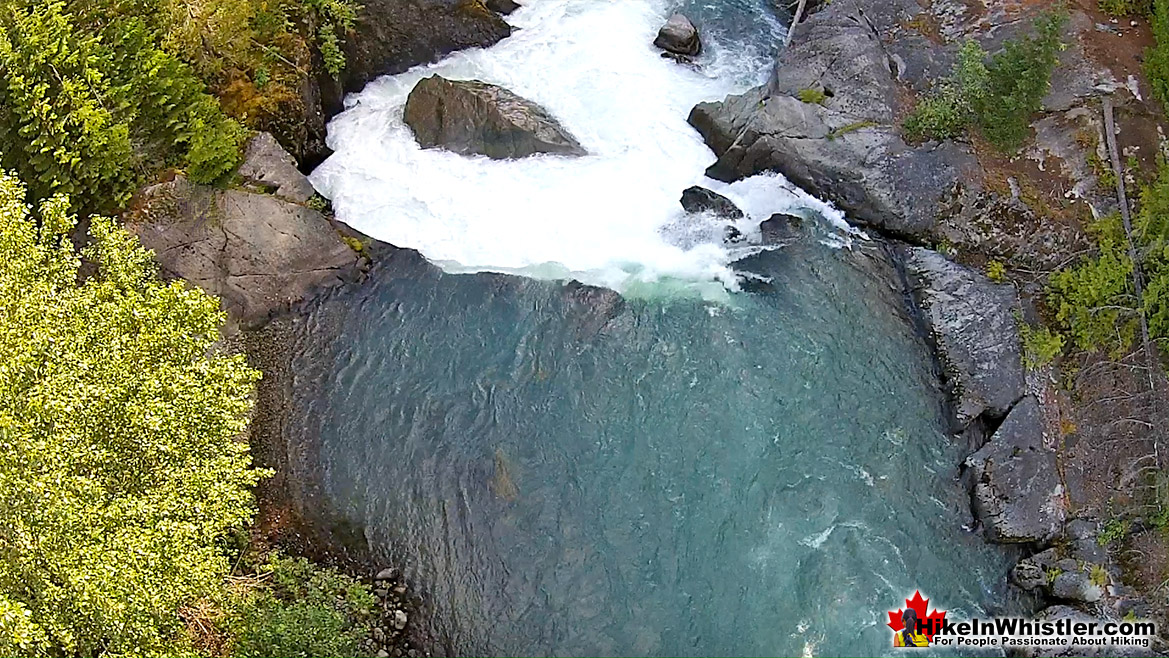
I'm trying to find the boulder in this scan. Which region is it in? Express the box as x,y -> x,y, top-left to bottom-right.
238,132 -> 317,204
125,175 -> 361,326
485,0 -> 519,14
1012,547 -> 1059,591
653,14 -> 700,57
1050,569 -> 1105,603
759,213 -> 803,244
965,397 -> 1065,543
680,186 -> 743,219
901,247 -> 1025,428
404,75 -> 586,159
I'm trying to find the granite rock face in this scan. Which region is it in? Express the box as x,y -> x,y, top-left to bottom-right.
965,397 -> 1065,543
687,0 -> 977,241
127,176 -> 360,326
238,132 -> 317,204
404,76 -> 586,159
293,0 -> 513,167
901,247 -> 1026,428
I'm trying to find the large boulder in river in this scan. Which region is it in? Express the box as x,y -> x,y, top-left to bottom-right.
965,397 -> 1065,544
900,247 -> 1025,430
125,175 -> 361,326
404,75 -> 586,159
654,14 -> 700,57
680,186 -> 743,219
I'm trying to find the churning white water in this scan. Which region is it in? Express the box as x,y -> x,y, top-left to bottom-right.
309,0 -> 851,292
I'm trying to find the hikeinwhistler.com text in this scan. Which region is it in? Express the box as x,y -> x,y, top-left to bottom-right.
920,616 -> 1156,649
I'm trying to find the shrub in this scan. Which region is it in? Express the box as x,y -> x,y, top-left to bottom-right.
227,555 -> 377,658
0,0 -> 247,211
904,40 -> 988,142
1148,0 -> 1169,106
902,12 -> 1066,152
986,259 -> 1006,282
974,11 -> 1067,151
184,99 -> 250,184
1049,237 -> 1137,353
1100,0 -> 1152,14
0,171 -> 265,655
796,87 -> 827,104
0,2 -> 137,212
1020,322 -> 1065,369
1098,517 -> 1131,546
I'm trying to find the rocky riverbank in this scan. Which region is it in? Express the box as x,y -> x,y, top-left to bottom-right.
124,0 -> 1169,653
689,0 -> 1169,647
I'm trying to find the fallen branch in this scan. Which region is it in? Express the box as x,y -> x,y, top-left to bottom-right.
785,0 -> 807,47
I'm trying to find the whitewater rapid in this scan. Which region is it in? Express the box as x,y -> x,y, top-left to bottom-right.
309,0 -> 851,293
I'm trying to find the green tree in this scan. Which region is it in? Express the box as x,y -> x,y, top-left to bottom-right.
903,11 -> 1066,152
974,11 -> 1066,151
1148,0 -> 1169,106
0,2 -> 136,212
0,171 -> 265,655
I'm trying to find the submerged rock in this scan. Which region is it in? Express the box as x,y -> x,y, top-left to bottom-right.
126,175 -> 361,326
654,14 -> 700,57
490,447 -> 519,501
238,132 -> 317,204
901,247 -> 1025,429
404,75 -> 586,159
965,397 -> 1065,543
680,186 -> 743,219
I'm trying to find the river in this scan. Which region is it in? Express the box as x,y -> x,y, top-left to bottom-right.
298,1 -> 1019,655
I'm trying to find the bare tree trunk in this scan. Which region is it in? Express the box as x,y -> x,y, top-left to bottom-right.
785,0 -> 807,47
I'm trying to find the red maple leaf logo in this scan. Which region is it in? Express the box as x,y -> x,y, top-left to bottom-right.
887,591 -> 947,641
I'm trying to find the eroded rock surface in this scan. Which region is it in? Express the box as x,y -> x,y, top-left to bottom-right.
127,176 -> 360,326
239,132 -> 317,204
901,247 -> 1025,428
965,397 -> 1065,543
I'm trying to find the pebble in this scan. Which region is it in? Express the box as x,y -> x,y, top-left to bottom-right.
373,627 -> 386,642
375,567 -> 398,581
392,609 -> 408,630
375,588 -> 389,597
393,584 -> 407,595
377,650 -> 390,658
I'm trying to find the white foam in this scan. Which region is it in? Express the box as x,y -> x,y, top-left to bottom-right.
310,0 -> 838,292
